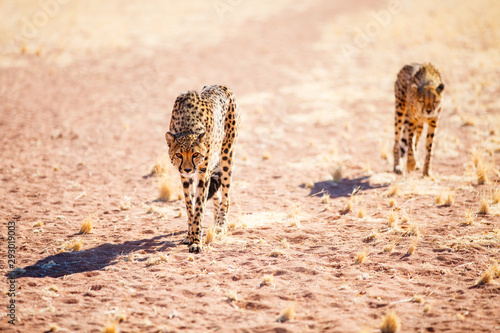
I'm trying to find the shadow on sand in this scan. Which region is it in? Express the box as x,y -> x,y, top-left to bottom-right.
303,176 -> 389,198
11,232 -> 184,279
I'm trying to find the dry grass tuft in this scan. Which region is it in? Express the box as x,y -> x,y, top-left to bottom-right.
475,263 -> 500,286
287,203 -> 306,228
48,324 -> 60,332
276,304 -> 296,323
354,248 -> 368,264
119,197 -> 132,210
476,160 -> 489,185
79,214 -> 96,234
435,192 -> 445,206
267,249 -> 286,258
116,313 -> 127,323
380,142 -> 390,161
228,216 -> 247,230
341,187 -> 360,214
383,241 -> 396,253
33,221 -> 44,228
260,274 -> 275,287
493,188 -> 500,204
281,238 -> 290,249
49,285 -> 58,292
461,113 -> 476,127
385,183 -> 400,197
158,175 -> 181,201
436,190 -> 455,207
149,153 -> 170,177
262,152 -> 272,160
364,230 -> 379,243
478,196 -> 490,215
400,223 -> 420,237
146,205 -> 167,219
204,227 -> 215,245
407,238 -> 418,255
472,150 -> 491,185
380,311 -> 401,333
60,238 -> 83,252
384,236 -> 401,253
388,210 -> 399,229
304,181 -> 315,189
357,206 -> 366,219
287,203 -> 302,219
101,322 -> 118,333
321,193 -> 330,204
400,211 -> 411,223
464,207 -> 475,225
126,252 -> 135,262
226,289 -> 238,302
289,218 -> 301,228
444,191 -> 455,207
411,295 -> 424,303
342,198 -> 354,215
423,303 -> 433,314
145,253 -> 168,267
330,164 -> 343,183
388,198 -> 397,208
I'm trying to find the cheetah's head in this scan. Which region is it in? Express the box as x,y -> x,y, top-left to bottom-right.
411,82 -> 444,118
165,132 -> 207,177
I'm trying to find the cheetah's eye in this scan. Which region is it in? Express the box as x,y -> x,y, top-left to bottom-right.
192,153 -> 200,158
175,153 -> 182,159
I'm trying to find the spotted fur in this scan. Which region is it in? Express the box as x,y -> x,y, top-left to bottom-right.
165,85 -> 240,253
393,63 -> 444,176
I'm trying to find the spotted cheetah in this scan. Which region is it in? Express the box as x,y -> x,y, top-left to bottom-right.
393,63 -> 444,176
165,85 -> 240,253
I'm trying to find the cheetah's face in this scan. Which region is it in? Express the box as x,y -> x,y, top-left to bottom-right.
165,132 -> 207,177
412,83 -> 444,118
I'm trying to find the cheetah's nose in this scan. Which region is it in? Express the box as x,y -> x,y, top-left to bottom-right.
184,168 -> 192,173
426,109 -> 433,114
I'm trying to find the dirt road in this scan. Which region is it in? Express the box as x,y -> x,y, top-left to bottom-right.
1,0 -> 499,332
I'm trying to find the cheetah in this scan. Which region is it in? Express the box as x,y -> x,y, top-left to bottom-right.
165,85 -> 240,253
393,63 -> 444,176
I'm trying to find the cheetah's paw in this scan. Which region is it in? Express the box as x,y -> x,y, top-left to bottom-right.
213,225 -> 227,236
189,242 -> 204,253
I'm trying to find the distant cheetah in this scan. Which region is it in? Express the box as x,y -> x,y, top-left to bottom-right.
393,63 -> 444,176
165,85 -> 240,253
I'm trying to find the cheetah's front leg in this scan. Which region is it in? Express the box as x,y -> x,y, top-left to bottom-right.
413,123 -> 424,170
405,120 -> 417,173
189,170 -> 211,253
180,176 -> 195,245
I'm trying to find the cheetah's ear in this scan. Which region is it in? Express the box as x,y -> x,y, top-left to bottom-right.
165,132 -> 176,146
436,83 -> 444,94
197,132 -> 206,142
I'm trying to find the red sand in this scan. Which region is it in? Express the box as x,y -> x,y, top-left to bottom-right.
1,1 -> 499,332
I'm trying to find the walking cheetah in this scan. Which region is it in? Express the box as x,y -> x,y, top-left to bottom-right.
393,63 -> 444,176
165,85 -> 240,253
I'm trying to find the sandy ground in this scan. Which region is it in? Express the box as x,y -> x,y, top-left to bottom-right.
1,0 -> 500,332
